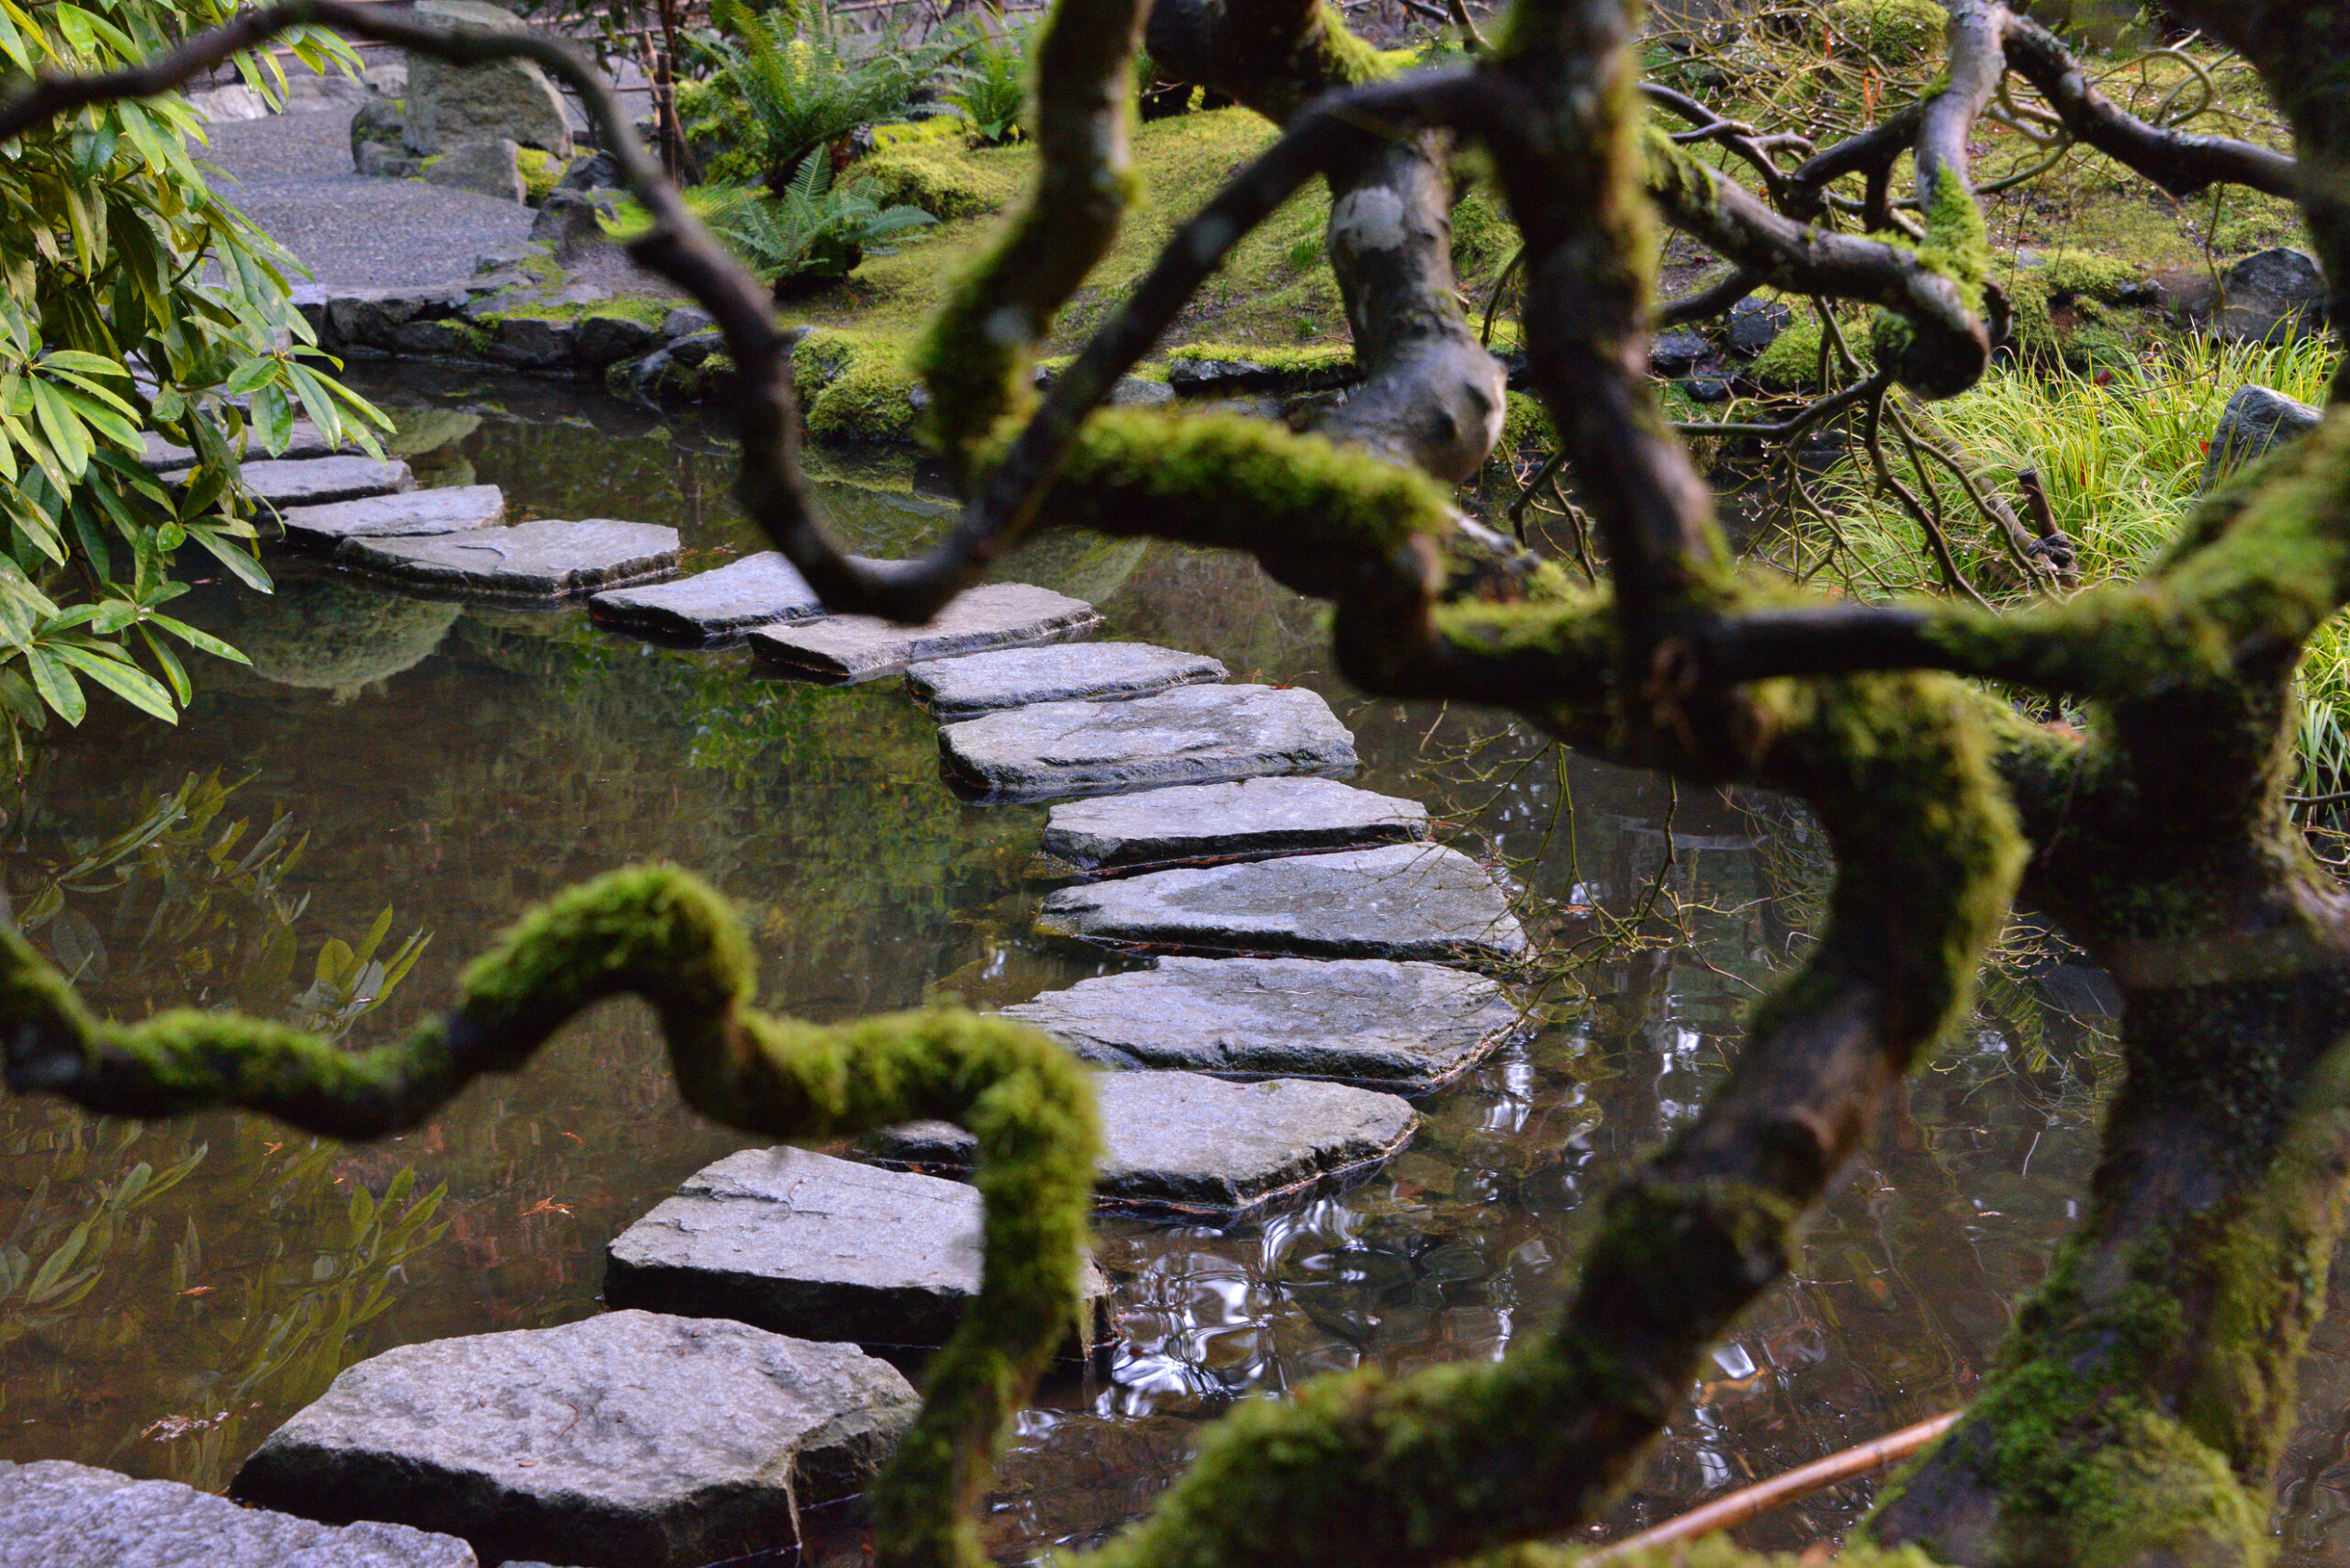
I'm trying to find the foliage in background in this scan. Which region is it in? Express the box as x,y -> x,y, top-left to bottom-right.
951,18 -> 1032,146
706,151 -> 936,286
683,0 -> 968,192
0,0 -> 388,769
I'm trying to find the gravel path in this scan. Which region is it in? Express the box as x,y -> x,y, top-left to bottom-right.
205,106 -> 534,291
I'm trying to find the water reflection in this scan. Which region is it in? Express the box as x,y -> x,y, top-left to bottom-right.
0,364 -> 2340,1564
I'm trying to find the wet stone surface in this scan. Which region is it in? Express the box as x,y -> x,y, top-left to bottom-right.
604,1148 -> 1106,1350
337,519 -> 680,599
2,1458 -> 480,1567
589,551 -> 851,643
1035,843 -> 1530,968
907,642 -> 1225,719
142,420 -> 345,469
866,1070 -> 1417,1218
1038,777 -> 1428,876
216,455 -> 416,511
276,483 -> 506,548
229,1310 -> 915,1568
940,684 -> 1358,801
746,582 -> 1102,682
1001,956 -> 1526,1092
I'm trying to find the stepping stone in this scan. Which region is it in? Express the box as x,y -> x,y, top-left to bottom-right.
747,581 -> 1101,683
143,420 -> 343,469
227,455 -> 416,512
337,519 -> 680,599
1039,777 -> 1429,876
230,1310 -> 916,1568
276,483 -> 507,548
588,550 -> 863,644
907,642 -> 1225,719
605,1147 -> 1107,1350
1035,843 -> 1531,968
941,684 -> 1357,801
1001,956 -> 1525,1092
867,1070 -> 1416,1217
2,1457 -> 477,1567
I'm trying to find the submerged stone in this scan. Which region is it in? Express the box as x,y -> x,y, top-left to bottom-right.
940,684 -> 1357,801
1000,956 -> 1525,1092
588,551 -> 848,643
224,455 -> 416,511
605,1147 -> 1106,1349
230,1310 -> 915,1568
867,1070 -> 1416,1217
1035,843 -> 1530,968
276,484 -> 507,548
908,642 -> 1225,719
2,1458 -> 478,1567
746,582 -> 1101,682
337,519 -> 680,599
1038,777 -> 1428,876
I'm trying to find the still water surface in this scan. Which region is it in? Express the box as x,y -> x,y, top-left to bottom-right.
6,364 -> 2350,1562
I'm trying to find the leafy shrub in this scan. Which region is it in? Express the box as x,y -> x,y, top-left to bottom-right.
951,19 -> 1032,145
0,0 -> 385,760
706,153 -> 937,286
691,0 -> 969,193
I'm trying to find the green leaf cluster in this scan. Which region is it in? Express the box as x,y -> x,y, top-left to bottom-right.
705,151 -> 937,284
0,0 -> 387,761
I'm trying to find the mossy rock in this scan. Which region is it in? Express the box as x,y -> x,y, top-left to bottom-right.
2004,252 -> 2155,365
848,148 -> 1019,221
805,346 -> 923,443
1828,0 -> 1948,62
516,146 -> 562,207
1450,189 -> 1516,280
1746,315 -> 1877,391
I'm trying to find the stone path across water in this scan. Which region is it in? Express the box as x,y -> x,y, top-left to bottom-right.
1038,776 -> 1430,875
866,1070 -> 1416,1217
588,550 -> 845,642
603,1147 -> 1108,1350
1,1458 -> 480,1568
339,518 -> 681,598
908,641 -> 1226,718
940,682 -> 1358,801
230,1310 -> 915,1568
218,454 -> 415,511
1036,842 -> 1531,967
748,581 -> 1102,681
278,484 -> 508,547
1001,956 -> 1526,1092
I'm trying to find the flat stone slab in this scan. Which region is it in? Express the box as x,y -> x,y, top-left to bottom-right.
605,1147 -> 1106,1350
941,684 -> 1358,801
588,550 -> 861,643
1039,777 -> 1429,876
337,519 -> 680,599
908,642 -> 1225,719
746,582 -> 1101,682
223,455 -> 415,511
2,1458 -> 478,1567
276,483 -> 507,548
230,1310 -> 916,1568
1035,843 -> 1530,968
143,420 -> 342,469
1001,956 -> 1525,1092
867,1070 -> 1416,1217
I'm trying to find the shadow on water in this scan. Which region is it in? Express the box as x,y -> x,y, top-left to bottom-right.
6,362 -> 2350,1563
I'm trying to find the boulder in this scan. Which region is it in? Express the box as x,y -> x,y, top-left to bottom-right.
558,149 -> 622,191
1002,955 -> 1526,1092
188,84 -> 270,123
0,1459 -> 477,1567
2219,246 -> 2328,342
660,306 -> 715,341
748,581 -> 1102,682
1649,327 -> 1709,376
489,314 -> 579,373
230,1311 -> 916,1568
425,137 -> 526,202
605,1147 -> 1107,1349
276,485 -> 507,549
393,318 -> 487,358
530,189 -> 609,260
575,311 -> 659,371
355,140 -> 420,177
938,683 -> 1357,801
349,94 -> 408,173
1035,843 -> 1532,968
337,519 -> 679,599
2203,383 -> 2324,487
867,1070 -> 1418,1217
1727,297 -> 1793,356
404,0 -> 574,158
320,286 -> 471,353
909,642 -> 1225,718
1037,776 -> 1429,876
588,550 -> 860,642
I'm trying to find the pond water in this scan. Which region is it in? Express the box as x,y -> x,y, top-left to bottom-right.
6,364 -> 2350,1563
